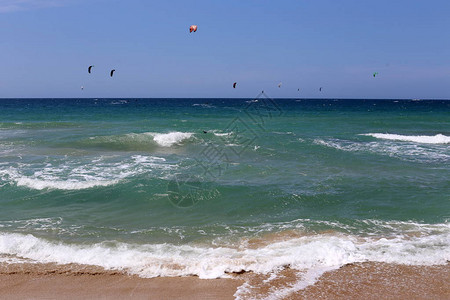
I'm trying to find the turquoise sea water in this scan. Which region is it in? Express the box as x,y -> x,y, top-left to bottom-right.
0,97 -> 449,279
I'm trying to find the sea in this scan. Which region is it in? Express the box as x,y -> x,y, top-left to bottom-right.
0,97 -> 449,296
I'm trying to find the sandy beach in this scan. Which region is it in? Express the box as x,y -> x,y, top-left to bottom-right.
1,262 -> 448,299
294,262 -> 450,300
2,0 -> 450,299
0,263 -> 241,300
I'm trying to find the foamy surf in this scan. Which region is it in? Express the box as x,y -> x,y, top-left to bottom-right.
0,155 -> 173,191
0,222 -> 448,280
212,130 -> 232,137
15,177 -> 118,190
361,133 -> 450,144
314,138 -> 449,162
234,267 -> 335,300
150,132 -> 194,147
83,131 -> 194,149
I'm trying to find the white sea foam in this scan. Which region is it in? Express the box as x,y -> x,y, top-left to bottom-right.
15,177 -> 118,190
87,132 -> 194,148
234,267 -> 335,300
0,222 -> 448,280
0,155 -> 173,191
0,221 -> 448,299
0,255 -> 36,264
0,217 -> 83,236
213,132 -> 232,137
361,133 -> 450,144
149,132 -> 194,147
314,138 -> 449,163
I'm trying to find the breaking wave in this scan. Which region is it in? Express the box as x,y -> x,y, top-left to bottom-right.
361,133 -> 450,144
151,132 -> 194,147
314,137 -> 449,163
0,221 -> 448,279
82,132 -> 194,150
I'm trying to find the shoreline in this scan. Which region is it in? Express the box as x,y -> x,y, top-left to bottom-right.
0,262 -> 448,299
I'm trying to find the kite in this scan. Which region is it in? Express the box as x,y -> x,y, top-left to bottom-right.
190,25 -> 197,33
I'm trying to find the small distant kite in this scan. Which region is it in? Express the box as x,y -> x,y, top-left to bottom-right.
319,87 -> 322,91
373,72 -> 379,77
81,86 -> 84,90
278,82 -> 282,88
190,25 -> 198,33
297,88 -> 300,92
110,69 -> 115,77
88,65 -> 93,73
233,82 -> 237,88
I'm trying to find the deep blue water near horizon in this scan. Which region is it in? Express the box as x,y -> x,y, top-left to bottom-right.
0,97 -> 449,279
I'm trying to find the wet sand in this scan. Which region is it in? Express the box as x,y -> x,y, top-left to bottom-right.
236,262 -> 450,299
294,262 -> 449,300
0,274 -> 241,300
0,262 -> 241,300
0,262 -> 448,299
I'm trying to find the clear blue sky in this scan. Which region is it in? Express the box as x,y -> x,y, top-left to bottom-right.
1,0 -> 449,98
